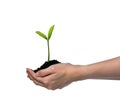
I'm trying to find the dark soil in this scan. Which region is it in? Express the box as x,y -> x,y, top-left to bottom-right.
33,60 -> 60,73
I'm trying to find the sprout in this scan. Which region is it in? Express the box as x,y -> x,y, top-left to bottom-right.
36,25 -> 55,62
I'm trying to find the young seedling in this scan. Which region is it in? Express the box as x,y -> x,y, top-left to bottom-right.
36,25 -> 55,62
33,25 -> 60,72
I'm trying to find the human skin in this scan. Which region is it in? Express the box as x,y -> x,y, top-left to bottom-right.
26,56 -> 120,90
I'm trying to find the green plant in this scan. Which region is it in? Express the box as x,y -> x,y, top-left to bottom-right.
36,25 -> 55,62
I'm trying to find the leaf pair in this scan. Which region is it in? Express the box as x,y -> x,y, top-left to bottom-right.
36,25 -> 55,40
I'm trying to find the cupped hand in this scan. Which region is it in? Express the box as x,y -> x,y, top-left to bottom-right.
26,63 -> 84,90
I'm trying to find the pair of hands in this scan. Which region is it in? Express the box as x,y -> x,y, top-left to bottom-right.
26,57 -> 120,90
26,63 -> 78,90
26,63 -> 83,90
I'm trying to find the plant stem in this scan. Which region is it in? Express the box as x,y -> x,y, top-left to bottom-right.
47,39 -> 50,62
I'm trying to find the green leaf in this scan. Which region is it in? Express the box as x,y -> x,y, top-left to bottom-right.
48,25 -> 55,40
36,31 -> 47,40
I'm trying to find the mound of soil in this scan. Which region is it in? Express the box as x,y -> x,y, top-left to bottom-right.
34,60 -> 60,73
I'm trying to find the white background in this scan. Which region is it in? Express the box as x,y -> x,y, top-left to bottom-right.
0,0 -> 120,99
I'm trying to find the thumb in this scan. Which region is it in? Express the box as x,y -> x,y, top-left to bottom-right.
35,66 -> 55,77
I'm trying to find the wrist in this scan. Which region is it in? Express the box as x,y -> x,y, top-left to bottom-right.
71,65 -> 91,81
73,64 -> 99,81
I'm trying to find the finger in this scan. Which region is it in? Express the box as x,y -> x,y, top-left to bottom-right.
27,70 -> 38,82
27,68 -> 44,84
27,68 -> 37,79
26,68 -> 33,80
27,74 -> 33,80
36,66 -> 55,77
26,68 -> 45,87
32,79 -> 44,87
27,72 -> 44,87
26,68 -> 35,80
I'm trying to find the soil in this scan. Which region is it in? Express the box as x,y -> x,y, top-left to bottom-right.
33,60 -> 60,73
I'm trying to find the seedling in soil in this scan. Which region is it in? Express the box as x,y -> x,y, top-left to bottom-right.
34,25 -> 60,72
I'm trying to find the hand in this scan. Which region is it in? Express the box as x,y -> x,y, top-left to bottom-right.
26,63 -> 85,90
26,56 -> 120,90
